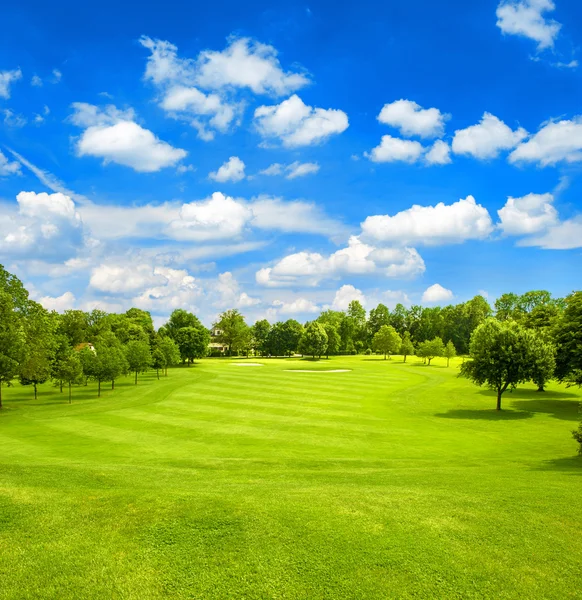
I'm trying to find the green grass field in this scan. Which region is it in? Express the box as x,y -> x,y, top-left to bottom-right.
0,355 -> 581,599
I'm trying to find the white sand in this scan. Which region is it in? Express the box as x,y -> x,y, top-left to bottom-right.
284,369 -> 351,373
232,363 -> 264,367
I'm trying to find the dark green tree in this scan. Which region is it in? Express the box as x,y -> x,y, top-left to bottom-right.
399,331 -> 414,363
554,292 -> 582,386
443,340 -> 457,367
299,322 -> 328,359
125,340 -> 152,384
214,309 -> 250,356
0,291 -> 26,408
372,325 -> 402,359
175,326 -> 209,364
251,319 -> 271,356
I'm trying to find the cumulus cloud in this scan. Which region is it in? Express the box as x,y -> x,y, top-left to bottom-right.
139,35 -> 309,140
509,117 -> 582,166
254,94 -> 348,147
89,263 -> 164,294
332,285 -> 366,310
38,291 -> 76,312
382,290 -> 411,308
366,135 -> 424,163
212,271 -> 260,308
425,140 -> 452,165
0,68 -> 22,99
261,161 -> 320,179
70,102 -> 187,172
452,113 -> 527,159
422,284 -> 453,304
496,0 -> 561,50
497,192 -> 558,235
520,217 -> 582,249
377,99 -> 449,138
256,236 -> 425,287
0,191 -> 85,260
272,297 -> 319,314
209,156 -> 246,182
361,195 -> 494,245
0,150 -> 21,176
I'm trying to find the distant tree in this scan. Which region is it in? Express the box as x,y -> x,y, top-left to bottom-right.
19,302 -> 57,399
323,323 -> 341,358
347,300 -> 367,348
57,310 -> 89,347
165,309 -> 203,340
554,292 -> 582,387
251,320 -> 271,356
443,340 -> 457,367
151,348 -> 166,380
281,320 -> 304,356
175,326 -> 209,364
98,333 -> 128,390
0,291 -> 25,408
157,337 -> 181,375
417,337 -> 445,366
368,304 -> 391,342
125,340 -> 152,385
299,322 -> 328,359
214,309 -> 250,356
51,335 -> 73,392
529,337 -> 556,392
461,319 -> 554,410
494,293 -> 523,321
372,325 -> 401,359
54,350 -> 83,403
264,322 -> 286,357
390,303 -> 408,336
0,264 -> 29,311
399,331 -> 415,363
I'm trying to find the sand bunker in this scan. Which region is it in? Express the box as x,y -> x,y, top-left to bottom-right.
232,363 -> 264,367
285,369 -> 351,373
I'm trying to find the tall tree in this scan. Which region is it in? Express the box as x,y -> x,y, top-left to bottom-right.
53,350 -> 83,403
372,325 -> 401,359
554,292 -> 582,386
0,291 -> 25,408
165,309 -> 203,340
157,337 -> 181,375
151,348 -> 166,380
125,340 -> 152,384
323,323 -> 341,358
281,320 -> 304,356
399,332 -> 415,363
175,326 -> 209,364
214,309 -> 250,356
251,320 -> 271,356
368,304 -> 390,343
299,322 -> 328,359
57,310 -> 89,347
390,303 -> 408,336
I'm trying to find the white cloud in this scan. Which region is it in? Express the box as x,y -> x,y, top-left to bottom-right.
272,297 -> 319,314
256,236 -> 425,287
509,117 -> 582,166
132,267 -> 203,313
378,99 -> 449,138
382,290 -> 411,308
31,74 -> 42,87
3,109 -> 27,128
496,0 -> 561,50
70,102 -> 187,172
366,135 -> 424,163
520,217 -> 582,249
0,150 -> 21,176
166,192 -> 251,241
422,284 -> 453,304
0,68 -> 22,99
209,156 -> 246,182
52,69 -> 62,83
260,161 -> 319,178
497,192 -> 558,235
425,140 -> 452,165
254,94 -> 348,147
361,195 -> 494,245
332,285 -> 366,310
38,291 -> 76,312
212,271 -> 260,308
452,112 -> 527,159
90,264 -> 164,294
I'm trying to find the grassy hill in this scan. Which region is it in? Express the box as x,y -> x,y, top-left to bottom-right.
0,356 -> 580,599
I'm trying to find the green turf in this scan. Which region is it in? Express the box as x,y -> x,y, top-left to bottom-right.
0,356 -> 581,599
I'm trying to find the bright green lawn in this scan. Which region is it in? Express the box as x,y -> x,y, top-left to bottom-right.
0,355 -> 581,599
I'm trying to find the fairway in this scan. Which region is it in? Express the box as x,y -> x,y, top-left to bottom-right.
1,356 -> 581,599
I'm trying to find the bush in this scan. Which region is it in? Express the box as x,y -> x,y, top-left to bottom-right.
364,348 -> 372,355
573,421 -> 582,456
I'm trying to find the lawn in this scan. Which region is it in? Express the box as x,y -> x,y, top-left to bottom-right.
0,355 -> 581,599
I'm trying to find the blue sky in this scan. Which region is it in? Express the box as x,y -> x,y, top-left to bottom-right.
1,0 -> 581,326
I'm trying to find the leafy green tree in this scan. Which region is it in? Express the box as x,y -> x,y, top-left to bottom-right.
554,292 -> 582,386
299,322 -> 328,358
151,348 -> 166,379
0,264 -> 29,311
529,337 -> 556,392
214,309 -> 250,356
19,302 -> 57,399
251,319 -> 271,356
157,337 -> 181,375
175,326 -> 209,364
264,322 -> 286,357
98,333 -> 128,390
390,303 -> 408,336
339,317 -> 355,353
323,323 -> 341,358
51,335 -> 73,392
165,309 -> 203,340
399,331 -> 414,363
125,340 -> 152,384
417,337 -> 445,366
573,423 -> 582,456
57,310 -> 89,347
281,320 -> 304,356
347,300 -> 367,349
372,325 -> 401,359
53,350 -> 83,403
461,319 -> 554,410
443,340 -> 457,367
0,291 -> 25,408
368,304 -> 390,342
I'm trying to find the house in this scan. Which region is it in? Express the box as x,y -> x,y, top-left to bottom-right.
74,342 -> 96,353
209,327 -> 228,353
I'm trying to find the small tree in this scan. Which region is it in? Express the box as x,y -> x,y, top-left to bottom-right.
573,422 -> 582,456
56,352 -> 83,403
299,322 -> 328,359
399,332 -> 414,363
152,348 -> 166,380
157,337 -> 181,375
372,325 -> 401,359
443,340 -> 457,367
529,335 -> 556,392
251,319 -> 271,356
417,337 -> 445,366
125,340 -> 152,384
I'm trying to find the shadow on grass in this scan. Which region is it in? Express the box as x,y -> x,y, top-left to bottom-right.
511,399 -> 581,421
534,456 -> 582,473
435,409 -> 533,420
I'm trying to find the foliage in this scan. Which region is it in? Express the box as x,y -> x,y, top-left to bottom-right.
124,340 -> 152,384
399,332 -> 415,363
0,291 -> 26,407
417,337 -> 445,366
157,337 -> 181,375
214,309 -> 251,355
372,325 -> 401,359
251,320 -> 271,356
323,323 -> 341,357
175,326 -> 209,363
299,322 -> 328,358
554,291 -> 582,386
443,340 -> 457,367
367,304 -> 390,341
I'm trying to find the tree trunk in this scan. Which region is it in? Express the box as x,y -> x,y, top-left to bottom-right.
427,358 -> 432,366
34,384 -> 37,400
98,379 -> 101,398
60,380 -> 63,393
403,355 -> 407,363
496,389 -> 502,411
537,385 -> 545,392
112,379 -> 115,390
447,357 -> 450,367
156,369 -> 160,380
384,353 -> 387,360
135,370 -> 138,385
69,381 -> 72,404
0,381 -> 3,409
